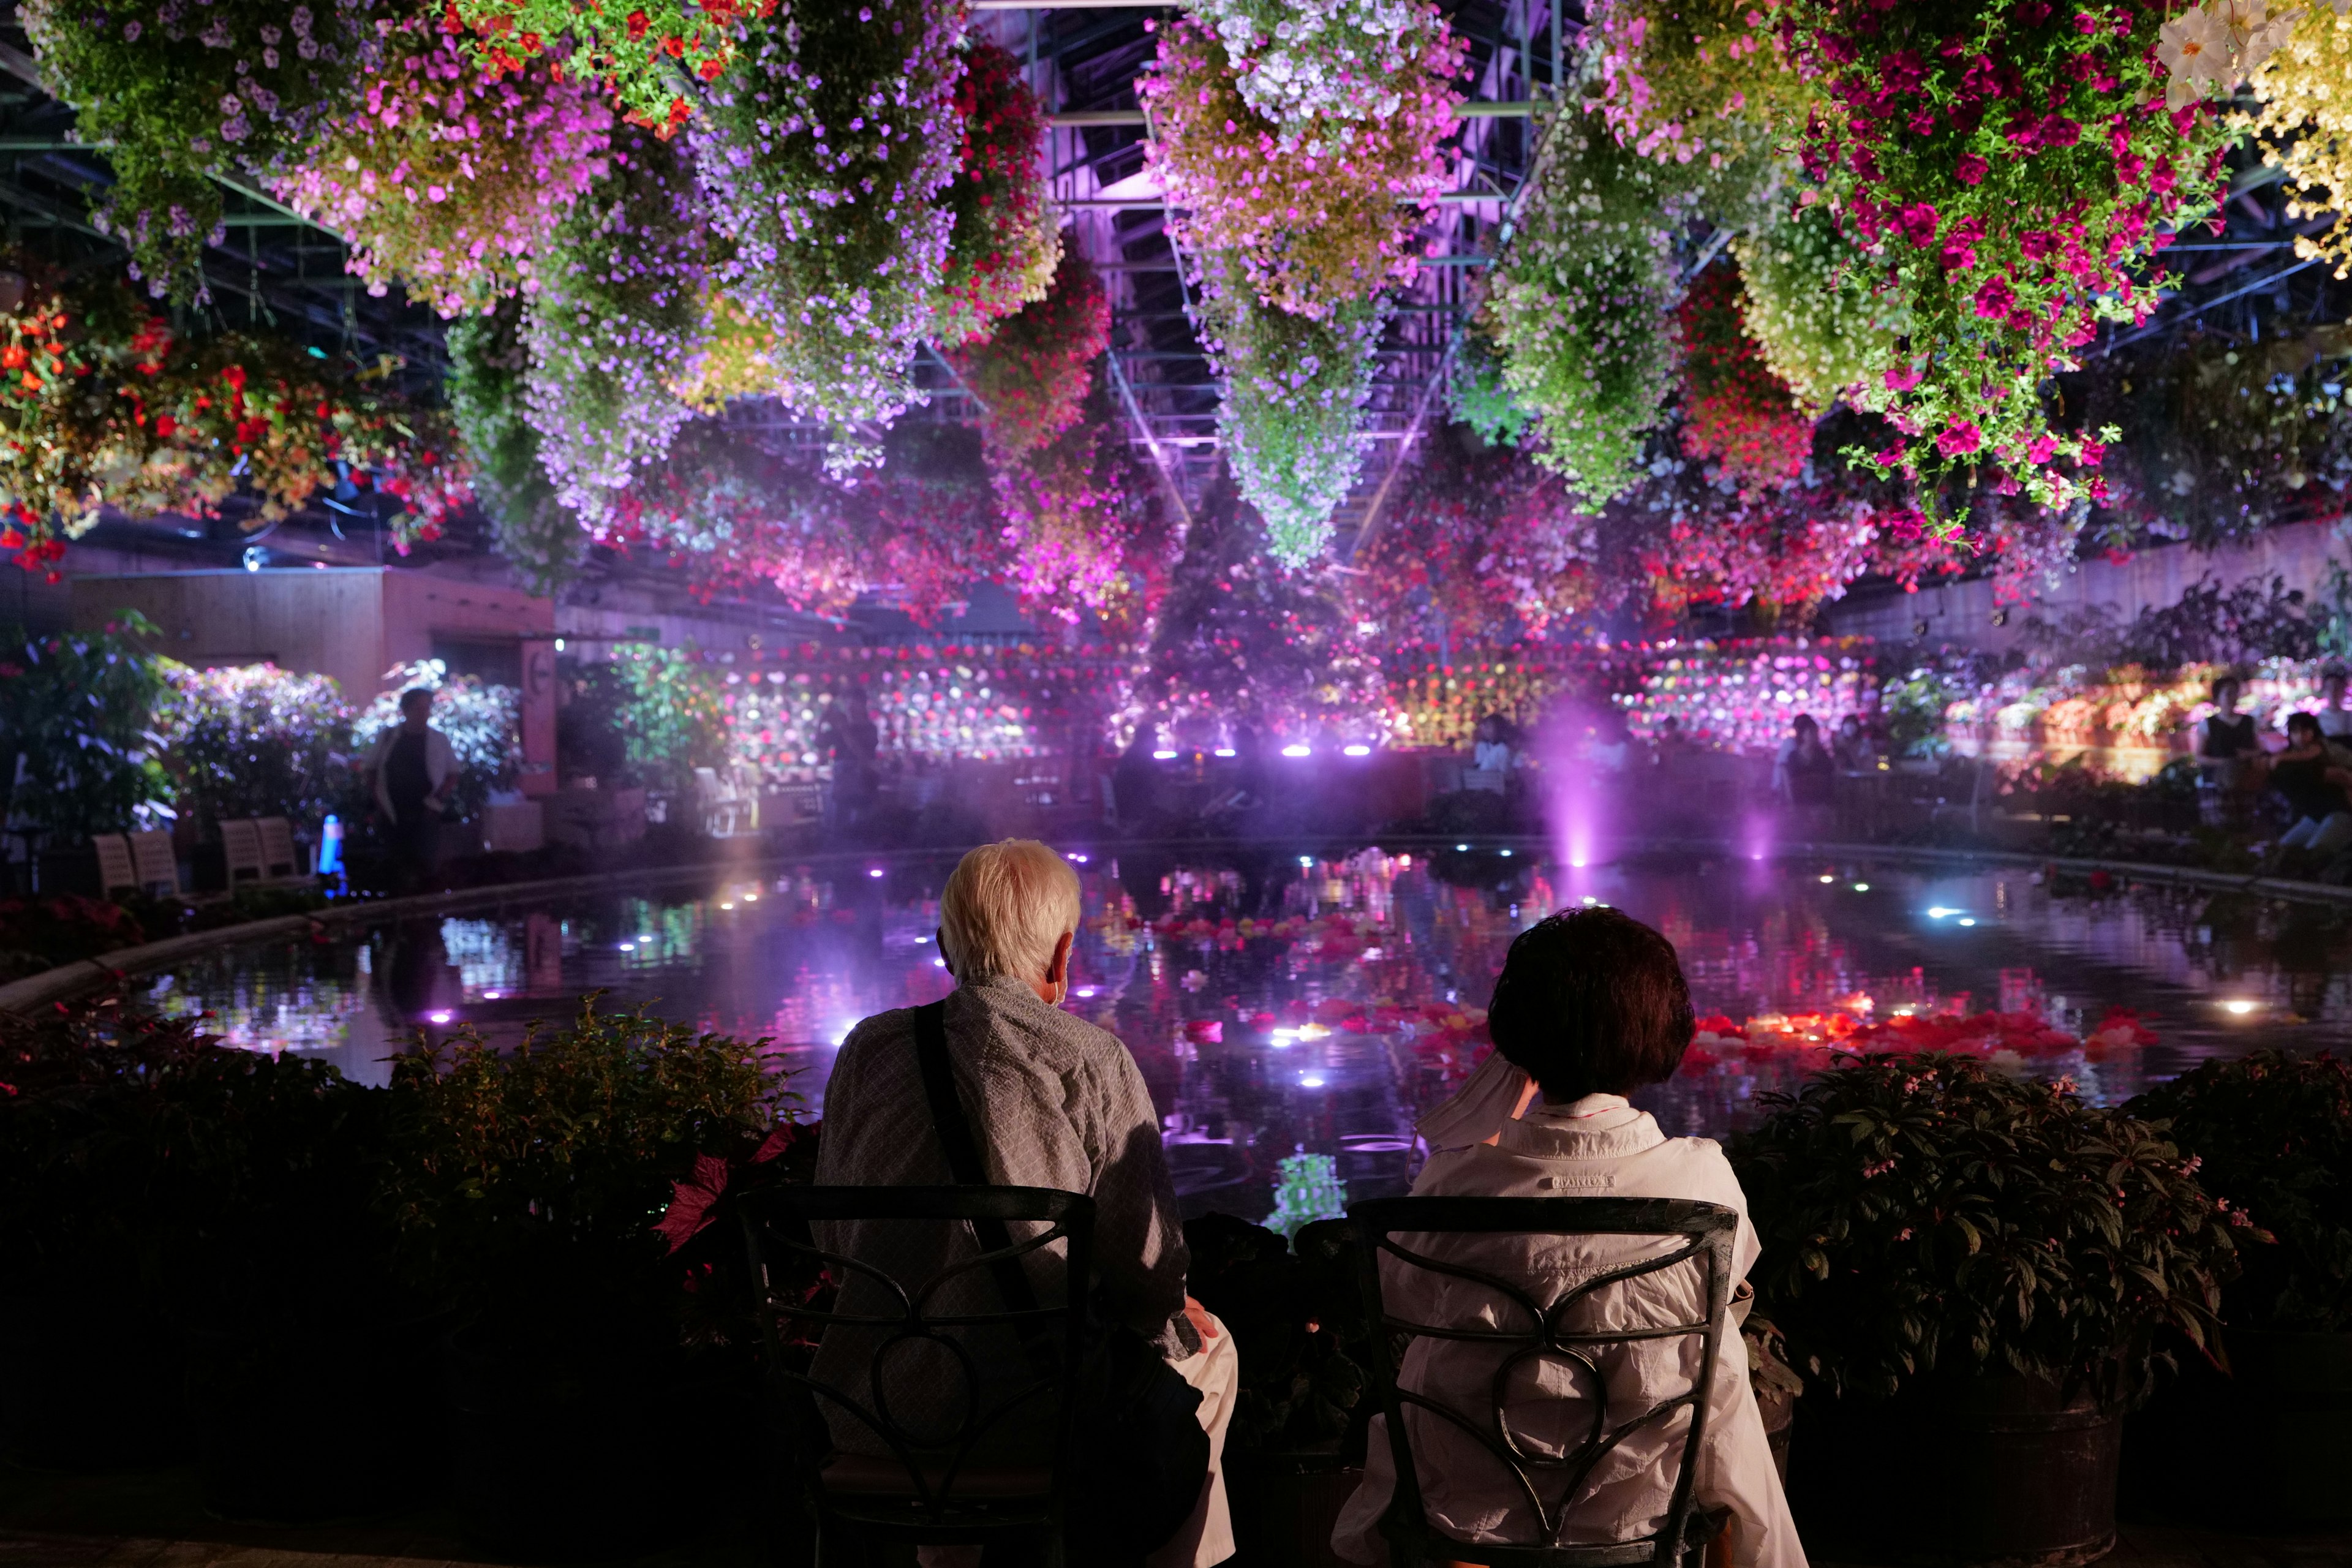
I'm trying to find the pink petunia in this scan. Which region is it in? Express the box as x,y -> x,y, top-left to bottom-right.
1973,274 -> 2017,318
1936,421 -> 1983,458
1954,151 -> 1989,185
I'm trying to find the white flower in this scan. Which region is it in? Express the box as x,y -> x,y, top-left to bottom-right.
2158,5 -> 2237,108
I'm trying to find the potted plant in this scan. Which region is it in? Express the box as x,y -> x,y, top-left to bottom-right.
0,993 -> 423,1509
1183,1213 -> 1371,1568
381,997 -> 793,1559
1731,1053 -> 2249,1567
2125,1052 -> 2352,1525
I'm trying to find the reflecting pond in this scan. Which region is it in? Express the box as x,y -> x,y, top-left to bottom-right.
142,846 -> 2352,1221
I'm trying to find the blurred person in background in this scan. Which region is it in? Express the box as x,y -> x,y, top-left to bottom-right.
366,687 -> 456,893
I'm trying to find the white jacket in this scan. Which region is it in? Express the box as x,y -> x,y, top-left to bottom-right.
1332,1077 -> 1807,1568
364,725 -> 458,824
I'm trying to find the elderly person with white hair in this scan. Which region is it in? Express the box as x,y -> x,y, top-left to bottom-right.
812,839 -> 1237,1568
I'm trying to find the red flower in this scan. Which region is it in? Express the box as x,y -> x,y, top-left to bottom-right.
625,8 -> 649,39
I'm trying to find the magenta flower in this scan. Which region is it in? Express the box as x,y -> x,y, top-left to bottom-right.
1973,275 -> 2018,319
1895,201 -> 1940,247
1954,151 -> 1989,185
1936,422 -> 1983,458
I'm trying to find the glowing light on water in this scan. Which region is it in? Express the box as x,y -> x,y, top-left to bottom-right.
1281,744 -> 1311,758
2223,999 -> 2256,1015
1300,1075 -> 1327,1088
1343,744 -> 1371,757
1153,750 -> 1178,760
1957,918 -> 1978,927
868,867 -> 886,878
428,1011 -> 452,1024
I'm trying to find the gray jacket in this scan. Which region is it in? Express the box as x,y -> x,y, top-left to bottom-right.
808,973 -> 1197,1453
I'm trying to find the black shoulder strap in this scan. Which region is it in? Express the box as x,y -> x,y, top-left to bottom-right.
912,999 -> 1042,1315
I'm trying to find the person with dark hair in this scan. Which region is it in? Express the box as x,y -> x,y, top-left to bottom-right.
364,687 -> 457,894
1772,713 -> 1833,809
2199,676 -> 2261,763
2320,665 -> 2352,742
1333,908 -> 1805,1567
2263,712 -> 2352,863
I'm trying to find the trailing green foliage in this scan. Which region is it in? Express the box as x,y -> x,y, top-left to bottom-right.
449,298 -> 584,594
0,615 -> 173,840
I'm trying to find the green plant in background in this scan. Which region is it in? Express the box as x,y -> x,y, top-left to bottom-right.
450,298 -> 584,595
154,662 -> 353,838
2130,1052 -> 2352,1333
0,614 -> 173,843
1445,328 -> 1531,450
381,996 -> 786,1338
1881,666 -> 1964,761
601,646 -> 733,799
1731,1053 -> 2250,1408
351,659 -> 520,821
1265,1152 -> 1348,1240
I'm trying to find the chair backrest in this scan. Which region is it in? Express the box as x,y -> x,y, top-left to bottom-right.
219,819 -> 264,884
1349,1196 -> 1740,1568
256,817 -> 300,878
739,1185 -> 1093,1529
128,829 -> 179,895
92,834 -> 137,898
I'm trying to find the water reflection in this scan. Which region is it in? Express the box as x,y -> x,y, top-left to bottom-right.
145,849 -> 2352,1221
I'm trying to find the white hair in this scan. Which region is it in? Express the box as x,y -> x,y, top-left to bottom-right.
938,839 -> 1082,983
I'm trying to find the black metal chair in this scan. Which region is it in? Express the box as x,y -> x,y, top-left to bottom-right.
1349,1196 -> 1741,1567
739,1185 -> 1094,1566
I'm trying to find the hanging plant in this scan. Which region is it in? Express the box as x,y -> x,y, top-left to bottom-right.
995,417 -> 1163,630
2248,6 -> 2352,281
1196,0 -> 1460,134
161,337 -> 472,543
690,0 -> 962,470
1140,11 -> 1461,322
1730,200 -> 1907,410
1778,0 -> 2233,516
1676,258 -> 1814,491
443,0 -> 751,134
601,421 -> 866,613
935,40 -> 1059,349
20,0 -> 377,301
1591,0 -> 1814,222
0,257 -> 467,563
1199,272 -> 1382,565
524,128 -> 707,527
946,251 -> 1110,462
272,21 -> 614,319
0,262 -> 180,561
449,297 -> 582,593
1488,107 -> 1687,508
672,288 -> 787,411
1444,327 -> 1532,450
1355,425 -> 1593,643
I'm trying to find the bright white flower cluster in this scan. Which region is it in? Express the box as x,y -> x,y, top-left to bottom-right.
1198,0 -> 1452,143
1730,203 -> 1907,413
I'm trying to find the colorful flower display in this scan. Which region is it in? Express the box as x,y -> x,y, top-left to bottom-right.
1195,273 -> 1382,565
948,251 -> 1112,462
1627,639 -> 1877,752
524,128 -> 706,526
154,660 -> 353,833
1778,0 -> 2233,513
2248,6 -> 2352,280
1487,108 -> 1687,507
0,258 -> 467,564
21,0 -> 375,300
1592,0 -> 1814,194
690,0 -> 961,469
272,22 -> 614,318
934,41 -> 1059,349
995,417 -> 1166,632
444,0 -> 750,132
1675,259 -> 1815,491
1140,8 -> 1460,322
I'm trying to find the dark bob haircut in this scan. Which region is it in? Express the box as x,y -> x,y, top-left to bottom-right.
1487,907 -> 1695,1102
